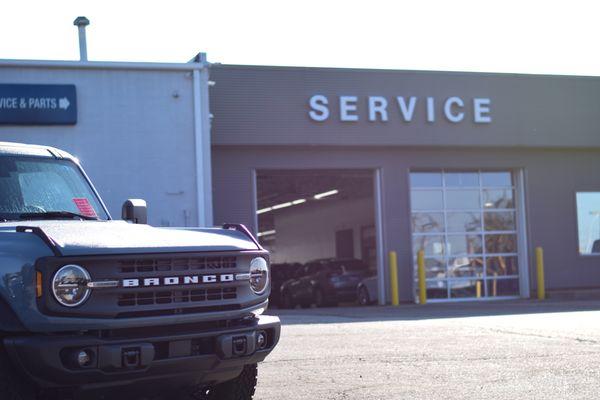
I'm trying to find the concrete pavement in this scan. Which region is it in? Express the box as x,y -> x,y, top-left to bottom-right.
255,300 -> 600,399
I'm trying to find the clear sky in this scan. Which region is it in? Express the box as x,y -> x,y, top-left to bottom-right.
1,0 -> 600,75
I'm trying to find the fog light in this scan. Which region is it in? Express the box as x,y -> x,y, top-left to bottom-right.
77,350 -> 92,367
256,331 -> 267,349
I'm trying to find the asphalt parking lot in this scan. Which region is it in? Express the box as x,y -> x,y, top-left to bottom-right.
255,300 -> 600,399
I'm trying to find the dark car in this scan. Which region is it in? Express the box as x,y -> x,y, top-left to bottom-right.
269,263 -> 303,307
280,258 -> 370,308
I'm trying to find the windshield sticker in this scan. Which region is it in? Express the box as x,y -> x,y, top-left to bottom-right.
73,198 -> 98,218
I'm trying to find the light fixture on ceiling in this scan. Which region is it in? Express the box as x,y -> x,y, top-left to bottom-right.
257,198 -> 306,215
314,189 -> 339,200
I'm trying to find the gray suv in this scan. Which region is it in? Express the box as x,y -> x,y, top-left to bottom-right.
0,142 -> 280,400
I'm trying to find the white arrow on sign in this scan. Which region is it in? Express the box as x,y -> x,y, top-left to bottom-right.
58,97 -> 70,110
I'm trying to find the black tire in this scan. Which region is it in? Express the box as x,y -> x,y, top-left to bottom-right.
313,288 -> 328,307
314,289 -> 337,308
280,291 -> 295,309
357,286 -> 371,306
299,300 -> 312,309
209,364 -> 257,400
0,346 -> 34,400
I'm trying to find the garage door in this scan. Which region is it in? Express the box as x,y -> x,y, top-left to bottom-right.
410,170 -> 524,301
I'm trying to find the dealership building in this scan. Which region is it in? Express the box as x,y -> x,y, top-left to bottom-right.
2,52 -> 600,304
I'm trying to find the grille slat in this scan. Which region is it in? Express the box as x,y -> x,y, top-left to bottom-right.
119,256 -> 237,273
117,288 -> 238,307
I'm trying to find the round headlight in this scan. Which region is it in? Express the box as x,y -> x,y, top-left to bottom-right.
249,257 -> 269,295
52,265 -> 91,307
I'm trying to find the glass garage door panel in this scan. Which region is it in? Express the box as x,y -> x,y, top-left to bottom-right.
410,170 -> 519,301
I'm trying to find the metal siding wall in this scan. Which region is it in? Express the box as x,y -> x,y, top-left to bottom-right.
209,65 -> 600,148
213,146 -> 600,301
0,67 -> 198,227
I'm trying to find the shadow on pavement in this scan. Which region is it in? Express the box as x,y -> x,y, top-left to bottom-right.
266,299 -> 600,325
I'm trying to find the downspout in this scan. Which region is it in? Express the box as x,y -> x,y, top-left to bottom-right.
191,53 -> 214,227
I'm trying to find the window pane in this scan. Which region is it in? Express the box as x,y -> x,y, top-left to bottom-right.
486,256 -> 518,276
447,234 -> 483,255
410,172 -> 442,187
413,235 -> 445,256
445,172 -> 479,187
485,234 -> 517,253
448,256 -> 483,277
446,190 -> 480,209
484,211 -> 516,231
411,190 -> 443,210
486,278 -> 519,297
413,258 -> 446,279
576,192 -> 600,255
449,279 -> 479,298
426,280 -> 448,299
412,212 -> 444,233
481,172 -> 512,187
447,212 -> 481,232
483,189 -> 514,209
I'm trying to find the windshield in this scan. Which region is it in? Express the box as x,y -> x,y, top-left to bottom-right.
0,156 -> 109,221
329,260 -> 368,274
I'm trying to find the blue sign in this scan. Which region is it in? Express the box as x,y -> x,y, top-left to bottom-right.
0,84 -> 77,125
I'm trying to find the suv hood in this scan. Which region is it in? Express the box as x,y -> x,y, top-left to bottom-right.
0,220 -> 260,256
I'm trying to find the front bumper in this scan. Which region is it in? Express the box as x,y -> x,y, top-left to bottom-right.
4,315 -> 280,393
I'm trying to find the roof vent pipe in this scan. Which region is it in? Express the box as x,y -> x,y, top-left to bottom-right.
73,16 -> 90,61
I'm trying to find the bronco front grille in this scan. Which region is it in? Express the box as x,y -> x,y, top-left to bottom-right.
119,256 -> 237,273
117,287 -> 238,307
37,251 -> 259,318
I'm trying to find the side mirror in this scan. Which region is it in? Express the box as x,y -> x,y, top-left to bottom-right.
122,199 -> 147,224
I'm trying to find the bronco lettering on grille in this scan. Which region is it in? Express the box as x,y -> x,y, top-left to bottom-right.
122,273 -> 245,288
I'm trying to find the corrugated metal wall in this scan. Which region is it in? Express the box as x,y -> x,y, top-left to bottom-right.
0,66 -> 198,227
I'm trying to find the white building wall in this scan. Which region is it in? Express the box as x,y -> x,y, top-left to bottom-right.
0,65 -> 201,227
271,197 -> 374,264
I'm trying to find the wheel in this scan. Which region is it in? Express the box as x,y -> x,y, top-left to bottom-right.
211,364 -> 257,400
357,286 -> 371,306
189,364 -> 258,400
299,300 -> 312,309
280,291 -> 295,309
313,288 -> 324,307
314,288 -> 336,307
0,346 -> 35,400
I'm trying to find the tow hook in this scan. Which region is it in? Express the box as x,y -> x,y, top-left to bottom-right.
95,343 -> 154,370
232,336 -> 247,356
218,331 -> 266,359
122,347 -> 142,368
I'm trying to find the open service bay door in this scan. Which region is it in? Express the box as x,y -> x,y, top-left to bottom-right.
253,169 -> 385,308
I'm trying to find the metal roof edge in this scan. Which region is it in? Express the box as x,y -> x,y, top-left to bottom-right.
209,63 -> 600,80
0,59 -> 208,72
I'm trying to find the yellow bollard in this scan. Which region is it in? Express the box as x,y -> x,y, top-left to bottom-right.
536,247 -> 545,300
476,281 -> 482,298
417,249 -> 427,305
389,251 -> 399,306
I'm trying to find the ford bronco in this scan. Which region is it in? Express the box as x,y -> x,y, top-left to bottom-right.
0,141 -> 280,399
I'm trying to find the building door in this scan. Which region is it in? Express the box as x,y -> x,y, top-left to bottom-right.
254,169 -> 382,307
409,170 -> 524,301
